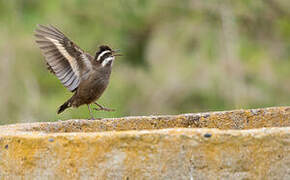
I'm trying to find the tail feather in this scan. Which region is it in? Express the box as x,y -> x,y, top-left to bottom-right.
57,100 -> 71,114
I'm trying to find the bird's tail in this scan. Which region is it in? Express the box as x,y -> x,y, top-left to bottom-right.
57,99 -> 71,114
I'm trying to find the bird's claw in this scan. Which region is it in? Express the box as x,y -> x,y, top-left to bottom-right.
93,107 -> 115,112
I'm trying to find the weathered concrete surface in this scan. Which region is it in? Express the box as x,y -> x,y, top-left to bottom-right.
0,106 -> 289,179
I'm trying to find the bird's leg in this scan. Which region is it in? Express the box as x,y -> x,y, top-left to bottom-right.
94,102 -> 115,112
87,104 -> 95,119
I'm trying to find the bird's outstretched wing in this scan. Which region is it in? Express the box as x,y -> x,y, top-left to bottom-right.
34,24 -> 93,92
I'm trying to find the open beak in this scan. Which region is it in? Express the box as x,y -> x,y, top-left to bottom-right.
112,49 -> 122,57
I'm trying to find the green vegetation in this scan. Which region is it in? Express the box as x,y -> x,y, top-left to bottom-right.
0,0 -> 289,124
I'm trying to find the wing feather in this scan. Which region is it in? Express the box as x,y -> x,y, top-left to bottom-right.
59,69 -> 73,82
35,24 -> 94,91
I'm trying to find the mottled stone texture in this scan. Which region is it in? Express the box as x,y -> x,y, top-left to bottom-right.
0,106 -> 289,179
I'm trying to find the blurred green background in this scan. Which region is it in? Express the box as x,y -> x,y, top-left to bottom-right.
0,0 -> 289,124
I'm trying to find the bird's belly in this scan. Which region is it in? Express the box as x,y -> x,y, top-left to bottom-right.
74,80 -> 108,106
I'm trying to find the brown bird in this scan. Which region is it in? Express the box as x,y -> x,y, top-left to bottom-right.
34,24 -> 121,119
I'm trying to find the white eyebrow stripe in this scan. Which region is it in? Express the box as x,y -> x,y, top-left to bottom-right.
46,37 -> 80,78
97,50 -> 111,61
101,56 -> 114,67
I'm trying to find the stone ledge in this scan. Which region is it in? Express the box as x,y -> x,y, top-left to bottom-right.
2,106 -> 289,133
0,106 -> 289,179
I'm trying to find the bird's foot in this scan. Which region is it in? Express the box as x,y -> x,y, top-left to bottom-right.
93,107 -> 115,112
94,102 -> 115,112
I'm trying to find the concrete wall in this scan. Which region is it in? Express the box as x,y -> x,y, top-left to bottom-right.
0,106 -> 289,179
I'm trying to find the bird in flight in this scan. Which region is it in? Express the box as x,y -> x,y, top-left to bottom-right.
34,24 -> 121,119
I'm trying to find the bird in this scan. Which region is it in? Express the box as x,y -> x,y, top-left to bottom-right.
34,24 -> 121,119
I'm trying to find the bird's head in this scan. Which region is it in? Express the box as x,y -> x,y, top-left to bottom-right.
95,45 -> 122,67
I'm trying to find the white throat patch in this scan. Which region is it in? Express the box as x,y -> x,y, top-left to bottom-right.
102,56 -> 115,67
97,50 -> 111,61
